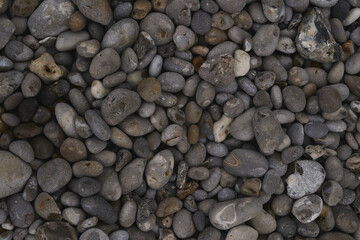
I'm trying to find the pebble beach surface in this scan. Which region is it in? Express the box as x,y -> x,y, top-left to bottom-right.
1,0 -> 360,239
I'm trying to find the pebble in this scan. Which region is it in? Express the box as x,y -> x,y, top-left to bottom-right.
286,160 -> 326,199
156,197 -> 183,217
209,197 -> 262,230
0,151 -> 31,198
140,13 -> 175,45
173,25 -> 196,51
191,10 -> 212,35
27,0 -> 76,39
37,158 -> 72,193
173,209 -> 196,238
29,53 -> 62,82
317,86 -> 342,113
223,148 -> 268,177
225,225 -> 258,240
0,18 -> 15,50
34,192 -> 62,220
292,194 -> 323,223
80,228 -> 109,240
119,158 -> 145,194
73,0 -> 112,25
101,88 -> 141,126
35,222 -> 77,240
146,150 -> 174,190
252,24 -> 280,56
234,50 -> 250,77
102,18 -> 139,52
199,54 -> 235,87
296,8 -> 341,62
252,107 -> 284,155
81,195 -> 117,224
7,193 -> 34,228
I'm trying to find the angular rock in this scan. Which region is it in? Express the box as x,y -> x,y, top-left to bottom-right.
199,54 -> 235,87
296,7 -> 342,62
29,53 -> 63,82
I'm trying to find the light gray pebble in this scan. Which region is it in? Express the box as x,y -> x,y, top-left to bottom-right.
79,228 -> 109,240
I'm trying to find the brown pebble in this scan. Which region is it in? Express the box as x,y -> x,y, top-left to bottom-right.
240,178 -> 262,197
177,181 -> 199,199
132,0 -> 152,20
204,28 -> 227,45
192,56 -> 205,73
152,0 -> 168,12
342,40 -> 355,60
137,77 -> 162,102
68,11 -> 87,32
188,124 -> 199,145
29,53 -> 63,83
191,45 -> 209,57
303,82 -> 317,98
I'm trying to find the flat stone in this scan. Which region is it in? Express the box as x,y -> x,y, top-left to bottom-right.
223,149 -> 268,177
209,197 -> 263,230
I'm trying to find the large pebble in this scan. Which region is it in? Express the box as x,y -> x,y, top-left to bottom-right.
0,151 -> 31,198
146,150 -> 174,190
28,0 -> 75,39
209,197 -> 263,230
140,13 -> 175,45
37,158 -> 72,193
102,18 -> 139,52
223,149 -> 268,177
173,209 -> 196,238
73,0 -> 112,25
282,86 -> 306,112
286,160 -> 326,199
101,88 -> 141,126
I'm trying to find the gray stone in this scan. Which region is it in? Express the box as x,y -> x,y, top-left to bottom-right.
55,103 -> 79,138
119,158 -> 145,194
252,107 -> 284,155
4,40 -> 33,61
0,71 -> 24,103
102,18 -> 139,53
173,209 -> 196,238
69,177 -> 101,197
35,222 -> 77,240
28,0 -> 75,39
223,148 -> 268,177
73,0 -> 112,25
0,18 -> 15,50
37,158 -> 72,193
9,140 -> 34,163
7,193 -> 35,228
84,110 -> 111,141
253,24 -> 280,56
225,225 -> 258,240
89,48 -> 121,79
0,151 -> 31,198
80,228 -> 109,240
140,13 -> 175,46
286,160 -> 326,199
199,54 -> 235,87
292,194 -> 323,223
101,88 -> 141,126
145,150 -> 174,190
209,197 -> 263,230
81,195 -> 117,224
